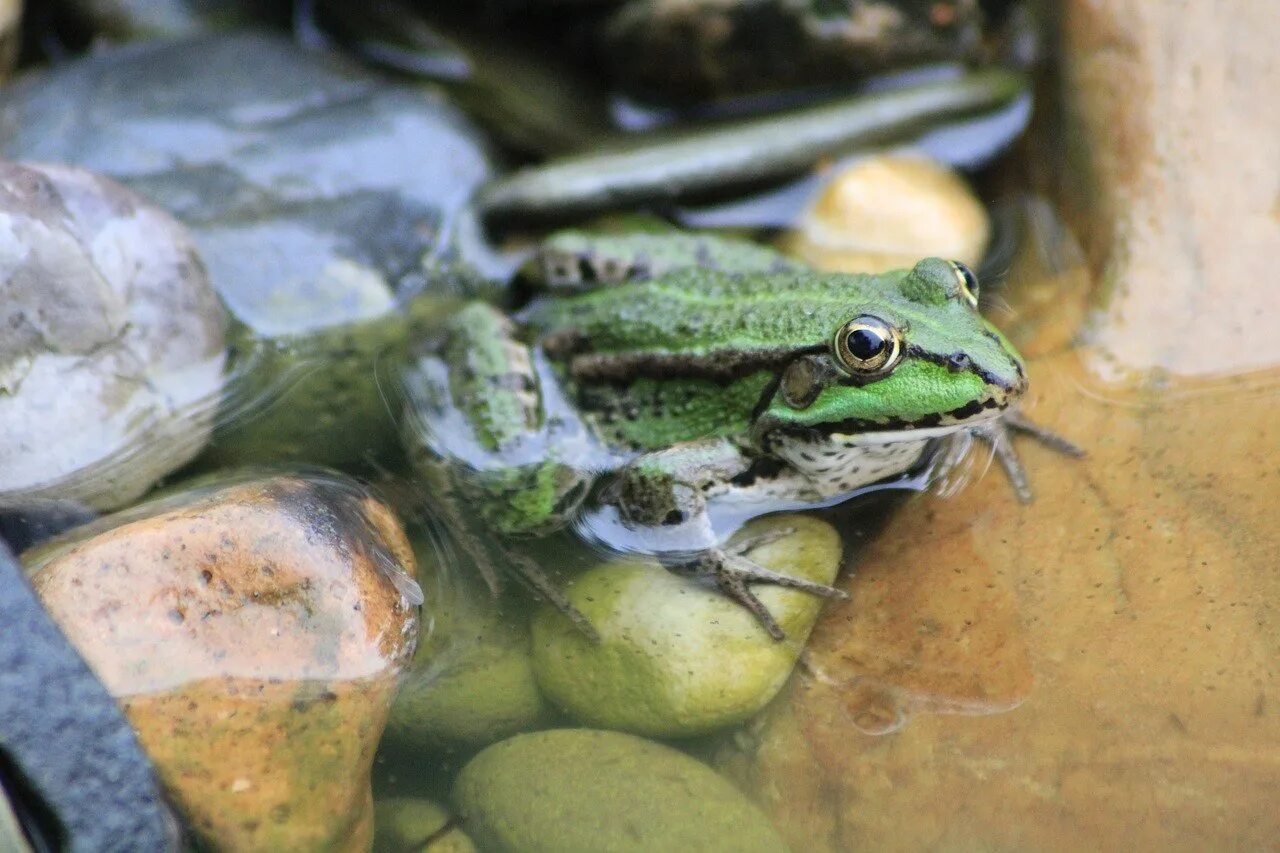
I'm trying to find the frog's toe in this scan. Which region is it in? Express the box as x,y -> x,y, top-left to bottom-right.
724,526 -> 796,557
971,408 -> 1085,503
675,548 -> 847,641
711,564 -> 786,641
720,552 -> 848,601
1004,408 -> 1087,458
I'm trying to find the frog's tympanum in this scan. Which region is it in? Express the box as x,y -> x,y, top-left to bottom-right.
404,233 -> 1079,641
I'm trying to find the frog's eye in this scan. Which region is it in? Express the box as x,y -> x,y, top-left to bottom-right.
833,315 -> 902,377
950,261 -> 980,308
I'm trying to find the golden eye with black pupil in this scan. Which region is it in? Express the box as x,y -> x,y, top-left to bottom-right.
950,260 -> 980,308
833,315 -> 901,376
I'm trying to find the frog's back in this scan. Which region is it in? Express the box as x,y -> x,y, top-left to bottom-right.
521,268 -> 908,356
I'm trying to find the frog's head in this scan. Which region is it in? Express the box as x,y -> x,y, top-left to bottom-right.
755,258 -> 1027,444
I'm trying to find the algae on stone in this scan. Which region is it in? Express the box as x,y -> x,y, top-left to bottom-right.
374,797 -> 476,853
453,729 -> 787,853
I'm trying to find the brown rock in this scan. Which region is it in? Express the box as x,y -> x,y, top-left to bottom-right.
802,509 -> 1033,736
716,5 -> 1280,846
26,474 -> 421,851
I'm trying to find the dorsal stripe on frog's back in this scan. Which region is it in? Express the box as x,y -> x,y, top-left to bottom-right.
524,268 -> 902,356
566,343 -> 829,384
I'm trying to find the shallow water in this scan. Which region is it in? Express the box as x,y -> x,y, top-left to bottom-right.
4,6 -> 1278,851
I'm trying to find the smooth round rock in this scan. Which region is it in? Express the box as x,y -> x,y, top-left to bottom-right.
386,573 -> 551,751
374,797 -> 477,853
779,153 -> 991,273
0,160 -> 226,511
452,729 -> 787,853
531,515 -> 841,737
25,473 -> 421,850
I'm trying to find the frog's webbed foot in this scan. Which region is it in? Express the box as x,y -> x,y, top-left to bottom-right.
672,530 -> 848,641
970,408 -> 1085,503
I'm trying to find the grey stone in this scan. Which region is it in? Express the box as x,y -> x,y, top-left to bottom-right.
0,161 -> 227,511
0,33 -> 495,468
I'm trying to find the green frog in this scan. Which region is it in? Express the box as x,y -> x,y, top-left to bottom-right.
403,231 -> 1080,641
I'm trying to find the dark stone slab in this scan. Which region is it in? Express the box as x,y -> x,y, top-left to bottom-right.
0,542 -> 179,852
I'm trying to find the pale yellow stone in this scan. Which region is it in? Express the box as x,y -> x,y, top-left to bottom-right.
531,515 -> 841,737
779,154 -> 990,274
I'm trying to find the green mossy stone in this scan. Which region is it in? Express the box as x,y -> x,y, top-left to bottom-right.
386,565 -> 552,752
374,797 -> 476,853
387,616 -> 550,750
452,729 -> 788,853
530,515 -> 841,737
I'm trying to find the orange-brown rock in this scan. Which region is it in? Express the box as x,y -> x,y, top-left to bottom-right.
716,4 -> 1280,846
26,474 -> 421,851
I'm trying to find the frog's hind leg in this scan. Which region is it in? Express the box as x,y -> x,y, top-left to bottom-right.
406,301 -> 600,638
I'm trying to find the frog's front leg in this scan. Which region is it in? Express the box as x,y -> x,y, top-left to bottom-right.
608,438 -> 848,641
970,407 -> 1086,503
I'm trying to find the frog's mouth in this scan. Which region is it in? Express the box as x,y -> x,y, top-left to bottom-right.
819,390 -> 1010,438
757,384 -> 1018,449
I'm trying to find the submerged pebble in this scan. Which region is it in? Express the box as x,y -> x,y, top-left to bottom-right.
24,473 -> 420,850
0,160 -> 226,511
531,515 -> 841,737
374,797 -> 477,853
452,729 -> 787,852
779,153 -> 990,273
387,570 -> 551,752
